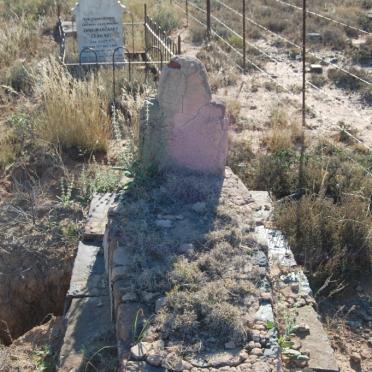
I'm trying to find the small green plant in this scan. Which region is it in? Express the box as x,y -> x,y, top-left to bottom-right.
32,346 -> 53,372
60,221 -> 80,241
278,335 -> 293,350
265,320 -> 276,331
284,314 -> 296,338
132,309 -> 152,345
57,177 -> 74,207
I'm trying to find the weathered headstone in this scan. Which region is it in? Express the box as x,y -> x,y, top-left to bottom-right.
73,0 -> 125,63
141,56 -> 228,175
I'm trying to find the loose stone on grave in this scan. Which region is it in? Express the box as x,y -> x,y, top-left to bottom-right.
73,0 -> 125,63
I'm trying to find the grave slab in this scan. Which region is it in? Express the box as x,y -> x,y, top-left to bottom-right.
67,242 -> 106,298
58,296 -> 113,371
295,305 -> 339,371
84,193 -> 117,241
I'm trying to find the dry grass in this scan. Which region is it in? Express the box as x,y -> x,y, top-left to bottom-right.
225,99 -> 241,125
275,193 -> 372,290
262,105 -> 303,153
34,59 -> 111,153
0,17 -> 39,70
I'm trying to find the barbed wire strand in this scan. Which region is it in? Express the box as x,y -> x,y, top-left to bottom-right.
271,0 -> 371,36
175,0 -> 372,158
213,0 -> 372,87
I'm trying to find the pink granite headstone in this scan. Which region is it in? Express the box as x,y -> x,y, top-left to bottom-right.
149,55 -> 228,175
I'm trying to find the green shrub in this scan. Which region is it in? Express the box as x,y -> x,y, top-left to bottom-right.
153,5 -> 181,35
227,34 -> 244,49
7,63 -> 34,95
190,24 -> 206,44
275,195 -> 372,290
352,37 -> 372,66
322,25 -> 349,50
310,73 -> 327,88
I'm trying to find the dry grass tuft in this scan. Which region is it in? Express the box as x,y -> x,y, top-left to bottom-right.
35,59 -> 111,153
262,105 -> 303,153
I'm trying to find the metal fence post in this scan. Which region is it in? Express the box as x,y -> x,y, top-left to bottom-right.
144,4 -> 148,52
242,0 -> 246,73
206,0 -> 211,39
186,0 -> 189,27
178,35 -> 181,54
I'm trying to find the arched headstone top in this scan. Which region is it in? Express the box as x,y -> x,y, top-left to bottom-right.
73,0 -> 126,63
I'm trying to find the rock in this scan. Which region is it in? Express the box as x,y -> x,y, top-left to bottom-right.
360,350 -> 369,359
295,298 -> 306,308
260,292 -> 272,303
239,350 -> 249,361
112,266 -> 128,282
130,342 -> 151,361
293,323 -> 310,334
253,323 -> 266,331
155,219 -> 173,228
237,363 -> 252,371
162,354 -> 193,371
251,361 -> 271,372
142,291 -> 157,303
112,248 -> 127,267
248,355 -> 258,363
291,283 -> 300,293
251,330 -> 261,342
155,297 -> 167,312
292,339 -> 302,350
255,304 -> 274,322
350,352 -> 361,364
146,353 -> 163,367
252,250 -> 268,267
247,341 -> 255,350
368,337 -> 372,347
122,292 -> 137,302
250,348 -> 263,356
204,351 -> 242,368
151,339 -> 165,351
178,243 -> 195,255
192,202 -> 207,213
225,341 -> 236,349
293,359 -> 308,368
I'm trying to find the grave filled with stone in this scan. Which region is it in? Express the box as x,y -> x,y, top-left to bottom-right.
104,56 -> 280,371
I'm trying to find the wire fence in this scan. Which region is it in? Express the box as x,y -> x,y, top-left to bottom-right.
174,0 -> 372,160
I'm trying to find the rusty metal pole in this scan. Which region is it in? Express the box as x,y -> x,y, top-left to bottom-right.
186,0 -> 189,27
144,4 -> 148,52
206,0 -> 211,39
242,0 -> 246,73
296,0 -> 307,264
302,0 -> 306,133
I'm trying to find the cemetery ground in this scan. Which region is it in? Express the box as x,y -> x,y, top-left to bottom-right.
0,0 -> 371,371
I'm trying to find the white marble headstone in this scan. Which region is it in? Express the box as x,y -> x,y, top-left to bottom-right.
73,0 -> 125,63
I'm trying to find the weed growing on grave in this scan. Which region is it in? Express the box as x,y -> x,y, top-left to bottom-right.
132,309 -> 152,345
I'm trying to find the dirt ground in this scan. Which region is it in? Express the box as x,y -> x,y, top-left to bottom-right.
0,316 -> 65,371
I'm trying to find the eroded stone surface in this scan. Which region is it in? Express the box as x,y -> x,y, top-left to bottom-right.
141,56 -> 228,175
